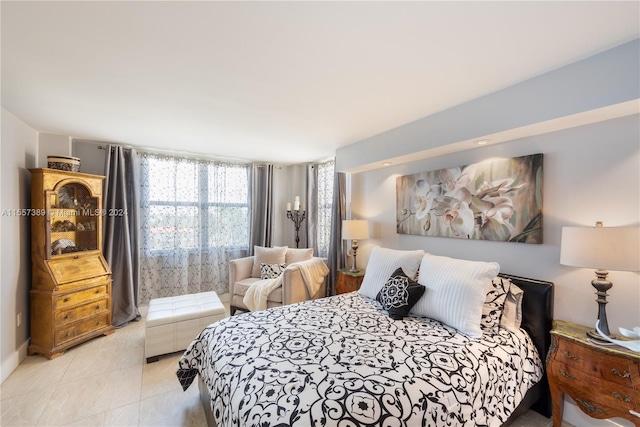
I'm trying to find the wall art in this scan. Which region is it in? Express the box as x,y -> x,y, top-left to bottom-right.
396,153 -> 543,243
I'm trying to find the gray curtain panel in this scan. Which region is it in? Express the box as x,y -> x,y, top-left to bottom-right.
103,145 -> 141,327
249,164 -> 274,253
327,171 -> 347,296
306,164 -> 319,255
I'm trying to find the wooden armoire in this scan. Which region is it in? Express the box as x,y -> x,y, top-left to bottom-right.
29,168 -> 114,359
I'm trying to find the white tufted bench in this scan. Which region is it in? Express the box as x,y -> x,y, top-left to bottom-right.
145,291 -> 226,363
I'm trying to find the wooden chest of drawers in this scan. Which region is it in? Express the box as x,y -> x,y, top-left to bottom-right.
30,276 -> 113,358
547,320 -> 640,426
336,269 -> 365,295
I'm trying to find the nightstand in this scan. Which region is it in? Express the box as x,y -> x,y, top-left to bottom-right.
336,269 -> 365,294
547,320 -> 640,427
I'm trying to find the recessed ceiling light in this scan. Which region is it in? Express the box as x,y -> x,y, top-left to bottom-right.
475,139 -> 491,146
382,162 -> 392,166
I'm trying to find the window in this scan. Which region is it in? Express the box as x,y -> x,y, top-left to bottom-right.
139,154 -> 250,254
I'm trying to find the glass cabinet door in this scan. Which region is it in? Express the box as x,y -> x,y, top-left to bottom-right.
48,183 -> 99,257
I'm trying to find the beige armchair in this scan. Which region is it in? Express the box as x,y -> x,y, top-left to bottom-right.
229,255 -> 328,315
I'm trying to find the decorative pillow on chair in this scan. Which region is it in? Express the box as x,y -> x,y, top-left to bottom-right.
260,263 -> 287,280
251,246 -> 288,278
358,246 -> 425,300
376,268 -> 425,320
411,254 -> 500,338
481,276 -> 512,333
285,247 -> 314,264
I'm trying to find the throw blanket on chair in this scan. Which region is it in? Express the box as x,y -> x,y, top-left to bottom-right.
243,258 -> 329,311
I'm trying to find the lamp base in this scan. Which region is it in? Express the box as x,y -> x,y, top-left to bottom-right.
350,240 -> 359,273
589,270 -> 613,341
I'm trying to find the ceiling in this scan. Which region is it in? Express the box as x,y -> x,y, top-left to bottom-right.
2,1 -> 639,165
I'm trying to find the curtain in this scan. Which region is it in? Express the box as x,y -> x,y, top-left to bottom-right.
307,160 -> 335,258
137,153 -> 250,303
249,164 -> 274,254
103,145 -> 141,327
306,164 -> 319,255
326,171 -> 347,296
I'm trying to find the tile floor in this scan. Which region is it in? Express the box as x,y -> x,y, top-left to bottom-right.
1,303 -> 569,427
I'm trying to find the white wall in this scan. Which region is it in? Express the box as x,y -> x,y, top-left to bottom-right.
1,108 -> 39,383
72,139 -> 106,176
37,133 -> 71,168
349,114 -> 639,427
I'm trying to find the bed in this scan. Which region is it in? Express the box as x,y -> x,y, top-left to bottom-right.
177,272 -> 553,427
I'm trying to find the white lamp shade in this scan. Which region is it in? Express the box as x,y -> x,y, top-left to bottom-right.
560,226 -> 640,272
342,220 -> 370,240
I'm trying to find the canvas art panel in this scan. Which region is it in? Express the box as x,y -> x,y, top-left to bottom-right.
396,153 -> 543,243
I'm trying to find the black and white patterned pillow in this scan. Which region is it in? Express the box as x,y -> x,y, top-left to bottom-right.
481,276 -> 512,333
376,268 -> 425,320
260,263 -> 287,279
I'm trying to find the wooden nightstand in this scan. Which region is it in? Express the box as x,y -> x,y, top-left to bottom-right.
547,320 -> 640,427
336,269 -> 365,295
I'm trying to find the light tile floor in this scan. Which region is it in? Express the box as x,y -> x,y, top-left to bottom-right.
1,303 -> 570,427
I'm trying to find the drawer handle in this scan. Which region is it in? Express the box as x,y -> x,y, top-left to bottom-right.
73,255 -> 79,259
575,398 -> 607,415
63,314 -> 70,320
96,321 -> 101,326
611,368 -> 631,378
563,351 -> 579,361
96,305 -> 100,310
63,297 -> 70,303
560,369 -> 576,380
95,289 -> 101,294
612,392 -> 632,403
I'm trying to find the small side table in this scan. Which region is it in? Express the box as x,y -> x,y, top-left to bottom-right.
336,269 -> 365,295
547,320 -> 640,427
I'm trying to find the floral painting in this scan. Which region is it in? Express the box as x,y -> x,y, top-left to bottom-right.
396,154 -> 543,243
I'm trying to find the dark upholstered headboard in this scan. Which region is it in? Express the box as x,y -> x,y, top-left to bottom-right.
498,273 -> 554,419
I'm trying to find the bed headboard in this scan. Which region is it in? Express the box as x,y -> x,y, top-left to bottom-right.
498,273 -> 554,418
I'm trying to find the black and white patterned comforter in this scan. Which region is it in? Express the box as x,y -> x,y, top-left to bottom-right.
177,292 -> 543,427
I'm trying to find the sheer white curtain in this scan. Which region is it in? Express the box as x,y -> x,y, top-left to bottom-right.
137,153 -> 250,303
316,160 -> 335,258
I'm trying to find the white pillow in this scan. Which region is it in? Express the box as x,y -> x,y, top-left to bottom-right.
285,248 -> 314,264
412,254 -> 500,338
252,246 -> 288,278
358,246 -> 425,299
500,284 -> 524,332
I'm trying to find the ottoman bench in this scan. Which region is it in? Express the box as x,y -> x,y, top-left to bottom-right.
145,291 -> 226,363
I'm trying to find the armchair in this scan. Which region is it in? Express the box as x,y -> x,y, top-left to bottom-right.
229,255 -> 328,315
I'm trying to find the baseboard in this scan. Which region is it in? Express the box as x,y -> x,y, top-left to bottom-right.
1,339 -> 29,384
564,399 -> 636,427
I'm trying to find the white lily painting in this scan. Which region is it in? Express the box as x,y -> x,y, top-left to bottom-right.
396,153 -> 543,243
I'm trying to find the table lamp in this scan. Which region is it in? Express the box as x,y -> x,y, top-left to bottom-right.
342,219 -> 370,272
560,222 -> 640,339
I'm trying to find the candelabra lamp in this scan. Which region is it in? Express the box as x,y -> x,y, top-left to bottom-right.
560,221 -> 640,340
342,219 -> 370,272
287,209 -> 306,248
